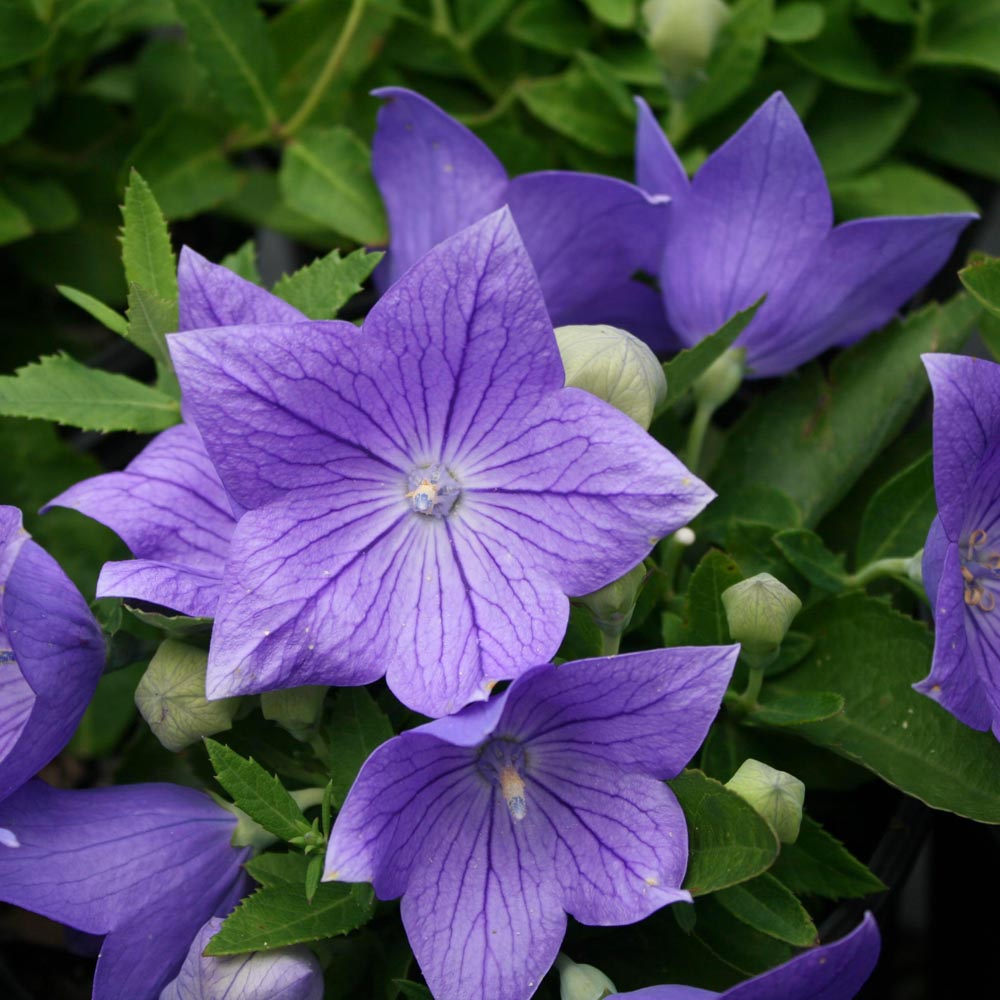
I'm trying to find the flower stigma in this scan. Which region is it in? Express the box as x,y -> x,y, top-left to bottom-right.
477,738 -> 528,821
962,528 -> 1000,612
405,465 -> 460,518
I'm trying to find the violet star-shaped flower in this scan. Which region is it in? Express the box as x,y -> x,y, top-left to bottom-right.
47,249 -> 306,618
0,506 -> 104,814
610,912 -> 879,999
323,644 -> 738,1000
372,87 -> 672,348
0,780 -> 249,1000
160,917 -> 323,1000
919,352 -> 1000,738
635,93 -> 974,376
169,209 -> 713,716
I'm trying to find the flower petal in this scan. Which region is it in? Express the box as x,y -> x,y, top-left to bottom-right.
372,87 -> 509,288
661,92 -> 831,345
461,388 -> 713,596
634,98 -> 689,201
178,247 -> 305,330
0,540 -> 105,800
500,647 -> 738,777
505,171 -> 671,348
921,514 -> 947,608
748,214 -> 974,377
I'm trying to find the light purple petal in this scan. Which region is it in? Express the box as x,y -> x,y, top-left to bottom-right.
500,647 -> 738,778
661,92 -> 831,346
46,424 -> 235,617
0,539 -> 105,801
505,171 -> 671,348
0,660 -> 33,768
372,87 -> 509,288
748,214 -> 974,377
921,514 -> 947,608
178,247 -> 306,330
0,781 -> 240,933
169,321 -> 407,511
634,98 -> 689,201
160,917 -> 323,1000
416,688 -> 511,746
460,387 -> 714,596
923,353 -> 1000,542
0,506 -> 28,583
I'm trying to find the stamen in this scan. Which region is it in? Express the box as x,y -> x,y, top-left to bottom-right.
406,479 -> 437,513
970,528 -> 989,548
982,591 -> 996,612
499,764 -> 526,821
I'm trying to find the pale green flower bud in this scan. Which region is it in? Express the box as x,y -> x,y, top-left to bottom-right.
135,640 -> 241,752
725,759 -> 806,844
261,685 -> 328,741
642,0 -> 731,81
556,954 -> 617,1000
577,564 -> 647,641
555,324 -> 667,429
722,572 -> 802,667
693,347 -> 745,410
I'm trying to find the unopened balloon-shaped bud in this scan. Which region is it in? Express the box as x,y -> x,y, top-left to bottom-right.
726,758 -> 805,844
555,324 -> 666,429
261,685 -> 327,741
135,640 -> 241,752
693,347 -> 745,410
641,0 -> 731,82
722,572 -> 802,667
557,953 -> 617,1000
578,564 -> 647,643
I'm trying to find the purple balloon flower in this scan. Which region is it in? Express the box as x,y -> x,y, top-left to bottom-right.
324,645 -> 738,1000
0,506 -> 104,809
635,94 -> 975,377
918,353 -> 1000,738
610,912 -> 879,999
168,209 -> 713,716
0,780 -> 249,1000
47,249 -> 306,618
372,88 -> 673,349
160,917 -> 323,1000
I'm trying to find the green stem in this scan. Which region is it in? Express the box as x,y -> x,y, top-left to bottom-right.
735,663 -> 765,715
684,397 -> 716,474
598,630 -> 622,657
309,732 -> 331,766
846,556 -> 913,588
291,787 -> 327,812
282,0 -> 369,138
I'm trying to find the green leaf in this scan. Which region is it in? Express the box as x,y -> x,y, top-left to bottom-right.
305,854 -> 322,903
1,176 -> 77,233
704,294 -> 981,529
0,2 -> 48,71
693,895 -> 792,975
205,738 -> 312,842
173,0 -> 278,128
685,0 -> 773,125
273,247 -> 382,319
770,593 -> 1000,823
807,88 -> 918,179
506,0 -> 591,56
0,353 -> 180,433
0,73 -> 33,143
120,170 -> 177,304
126,283 -> 180,393
857,0 -> 921,23
520,64 -> 635,156
772,529 -> 847,590
669,769 -> 780,895
768,1 -> 824,42
662,300 -> 761,409
68,661 -> 145,759
856,452 -> 935,566
714,873 -> 817,946
556,604 -> 606,661
394,982 -> 434,1000
245,851 -> 310,888
57,285 -> 128,336
960,254 -> 1000,319
124,604 -> 213,639
280,126 -> 387,245
916,0 -> 1000,75
0,188 -> 31,246
830,161 -> 978,219
771,814 -> 886,899
220,240 -> 260,284
206,881 -> 374,955
685,549 -> 742,645
751,692 -> 845,726
581,0 -> 635,28
324,689 -> 394,807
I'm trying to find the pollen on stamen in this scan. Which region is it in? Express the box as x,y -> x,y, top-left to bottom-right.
500,764 -> 527,821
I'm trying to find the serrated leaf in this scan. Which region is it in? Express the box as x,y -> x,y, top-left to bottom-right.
120,170 -> 177,304
771,814 -> 886,899
772,530 -> 847,590
273,247 -> 382,319
960,255 -> 1000,320
205,739 -> 312,842
685,549 -> 742,645
57,285 -> 128,336
324,689 -> 394,807
173,0 -> 278,128
0,353 -> 180,433
220,239 -> 260,284
281,126 -> 387,245
714,873 -> 817,946
670,769 -> 780,895
751,692 -> 844,726
662,300 -> 761,409
856,453 -> 935,566
245,851 -> 310,889
206,881 -> 374,955
769,593 -> 1000,823
126,282 -> 180,394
